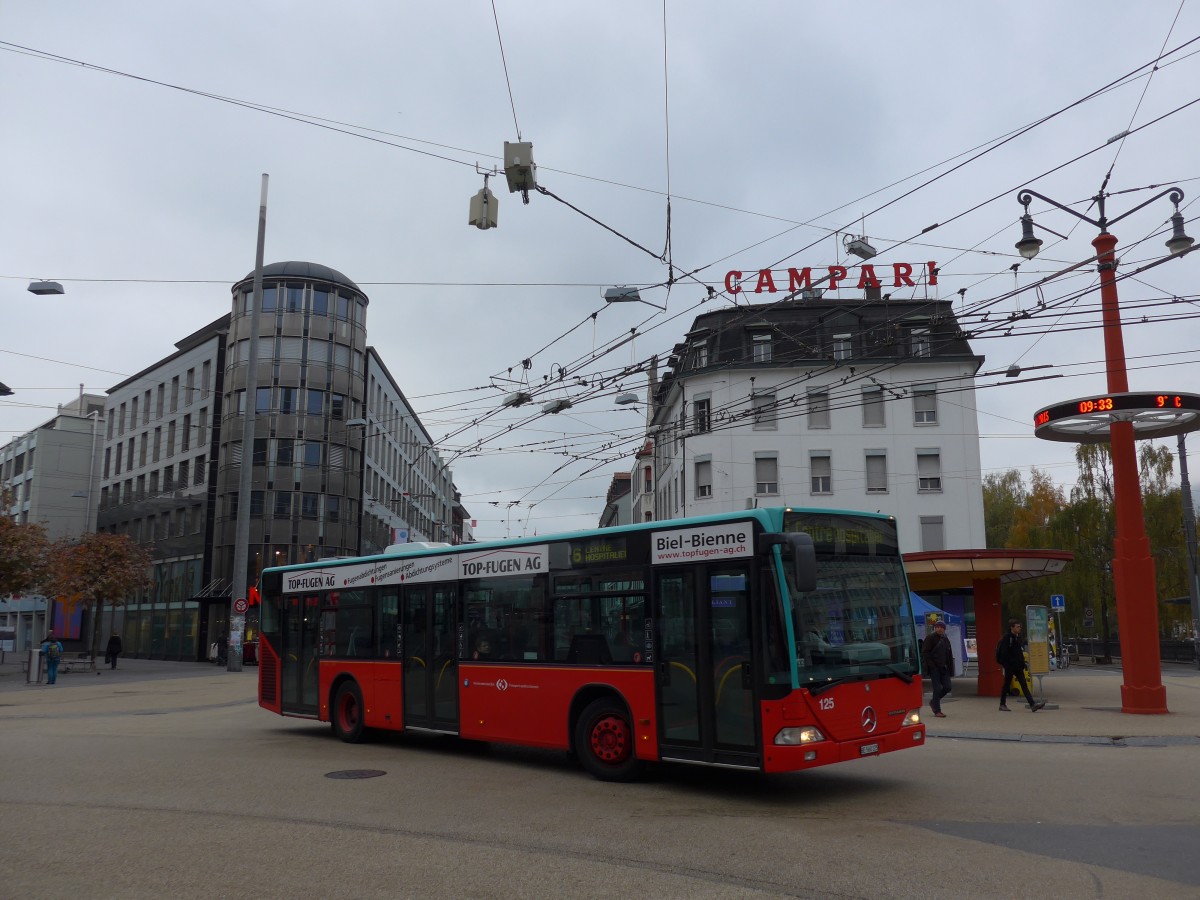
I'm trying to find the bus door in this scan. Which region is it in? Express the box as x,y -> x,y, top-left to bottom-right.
280,593 -> 321,716
401,583 -> 459,733
655,564 -> 759,767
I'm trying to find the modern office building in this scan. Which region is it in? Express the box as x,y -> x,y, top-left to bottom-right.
0,393 -> 106,649
89,261 -> 459,660
636,291 -> 987,554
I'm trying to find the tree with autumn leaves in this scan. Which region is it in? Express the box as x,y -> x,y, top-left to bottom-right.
42,532 -> 153,660
0,514 -> 51,597
984,442 -> 1195,644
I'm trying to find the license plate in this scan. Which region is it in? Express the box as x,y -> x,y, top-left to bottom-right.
859,742 -> 879,756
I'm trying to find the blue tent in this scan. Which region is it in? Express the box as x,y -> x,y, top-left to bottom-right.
909,592 -> 960,625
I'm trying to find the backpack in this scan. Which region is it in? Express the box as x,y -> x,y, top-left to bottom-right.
45,641 -> 61,660
994,637 -> 1006,664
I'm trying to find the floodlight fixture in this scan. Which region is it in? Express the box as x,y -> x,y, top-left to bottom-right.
843,235 -> 877,260
28,280 -> 64,295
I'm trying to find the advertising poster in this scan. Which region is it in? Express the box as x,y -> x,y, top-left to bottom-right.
1026,605 -> 1050,675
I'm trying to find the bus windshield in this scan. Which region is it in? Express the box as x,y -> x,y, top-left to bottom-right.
782,512 -> 919,686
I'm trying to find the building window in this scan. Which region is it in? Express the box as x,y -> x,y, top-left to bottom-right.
755,457 -> 778,495
274,491 -> 293,518
261,286 -> 277,312
103,448 -> 111,479
331,394 -> 345,420
279,387 -> 297,415
286,285 -> 304,313
752,333 -> 772,363
833,334 -> 851,361
302,493 -> 319,519
312,289 -> 329,316
917,451 -> 942,492
752,393 -> 776,430
182,414 -> 191,452
694,398 -> 711,433
810,454 -> 832,494
303,442 -> 322,468
643,465 -> 652,495
249,490 -> 264,517
201,361 -> 211,399
156,383 -> 165,419
256,387 -> 271,413
170,376 -> 180,413
690,342 -> 709,369
920,516 -> 945,551
327,495 -> 341,523
306,389 -> 324,416
911,328 -> 931,358
695,460 -> 712,498
185,368 -> 195,405
913,386 -> 937,424
808,391 -> 830,429
167,421 -> 176,457
866,452 -> 888,493
862,387 -> 885,427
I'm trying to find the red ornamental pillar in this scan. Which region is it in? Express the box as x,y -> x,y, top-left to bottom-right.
1093,231 -> 1168,714
973,578 -> 1005,699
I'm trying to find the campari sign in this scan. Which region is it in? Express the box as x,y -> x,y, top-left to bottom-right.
724,261 -> 939,296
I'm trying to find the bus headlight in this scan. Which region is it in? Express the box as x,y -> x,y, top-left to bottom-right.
902,710 -> 921,726
774,726 -> 825,745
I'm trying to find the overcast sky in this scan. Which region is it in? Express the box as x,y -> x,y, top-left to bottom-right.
4,2 -> 1199,540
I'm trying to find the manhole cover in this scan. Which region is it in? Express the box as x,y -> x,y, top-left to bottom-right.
325,769 -> 387,779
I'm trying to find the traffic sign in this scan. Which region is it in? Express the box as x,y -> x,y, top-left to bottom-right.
233,597 -> 248,614
1084,606 -> 1094,618
1050,594 -> 1065,611
1083,617 -> 1095,629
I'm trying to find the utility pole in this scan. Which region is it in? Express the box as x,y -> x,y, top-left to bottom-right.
229,174 -> 268,673
1178,434 -> 1200,668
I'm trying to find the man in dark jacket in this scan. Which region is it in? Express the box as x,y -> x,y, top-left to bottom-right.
105,632 -> 122,669
922,620 -> 954,718
998,619 -> 1045,711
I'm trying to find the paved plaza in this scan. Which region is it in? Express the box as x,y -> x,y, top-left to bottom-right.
2,655 -> 1199,899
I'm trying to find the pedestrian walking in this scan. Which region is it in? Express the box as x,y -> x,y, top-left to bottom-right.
922,620 -> 954,718
41,631 -> 64,685
105,632 -> 123,669
996,619 -> 1045,712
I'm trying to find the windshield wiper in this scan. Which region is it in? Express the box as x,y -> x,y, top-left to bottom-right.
808,677 -> 854,697
881,663 -> 914,684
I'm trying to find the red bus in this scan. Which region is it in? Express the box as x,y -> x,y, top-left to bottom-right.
257,507 -> 925,780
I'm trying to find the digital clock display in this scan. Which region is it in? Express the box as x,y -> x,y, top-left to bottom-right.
1034,392 -> 1200,429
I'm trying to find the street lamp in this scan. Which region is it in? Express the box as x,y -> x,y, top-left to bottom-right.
1016,186 -> 1193,714
603,286 -> 666,312
27,280 -> 64,296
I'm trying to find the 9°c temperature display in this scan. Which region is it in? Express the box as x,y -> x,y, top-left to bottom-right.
1035,392 -> 1200,428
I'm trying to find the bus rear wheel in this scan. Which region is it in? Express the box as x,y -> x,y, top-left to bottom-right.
575,698 -> 643,782
332,681 -> 369,743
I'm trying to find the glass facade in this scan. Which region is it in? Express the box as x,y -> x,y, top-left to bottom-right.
214,264 -> 370,596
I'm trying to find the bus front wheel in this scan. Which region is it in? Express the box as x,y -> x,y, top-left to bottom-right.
332,681 -> 368,743
575,698 -> 643,782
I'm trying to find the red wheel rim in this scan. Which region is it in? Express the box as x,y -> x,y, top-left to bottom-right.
588,714 -> 630,764
338,693 -> 359,731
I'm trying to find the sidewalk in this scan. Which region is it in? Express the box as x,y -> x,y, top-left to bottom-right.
924,661 -> 1200,744
0,652 -> 246,692
4,653 -> 1198,743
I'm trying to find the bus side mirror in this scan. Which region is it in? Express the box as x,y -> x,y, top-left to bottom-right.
786,533 -> 817,593
760,532 -> 817,593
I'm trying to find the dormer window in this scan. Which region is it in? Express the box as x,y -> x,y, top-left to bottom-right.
690,341 -> 709,369
833,333 -> 852,361
911,327 -> 931,358
752,333 -> 772,363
